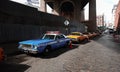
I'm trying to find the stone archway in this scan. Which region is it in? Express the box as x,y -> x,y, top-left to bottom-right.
60,1 -> 74,20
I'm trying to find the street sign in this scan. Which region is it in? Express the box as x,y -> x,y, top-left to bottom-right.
64,20 -> 69,26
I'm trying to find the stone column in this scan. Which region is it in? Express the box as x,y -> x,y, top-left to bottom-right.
40,0 -> 46,12
88,0 -> 96,32
80,9 -> 85,22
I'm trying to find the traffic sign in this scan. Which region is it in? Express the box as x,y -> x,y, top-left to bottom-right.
64,20 -> 69,26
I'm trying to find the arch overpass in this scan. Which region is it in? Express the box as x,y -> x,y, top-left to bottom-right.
41,0 -> 97,32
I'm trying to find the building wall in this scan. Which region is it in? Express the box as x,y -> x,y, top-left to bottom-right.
0,0 -> 85,43
96,15 -> 104,27
114,0 -> 120,30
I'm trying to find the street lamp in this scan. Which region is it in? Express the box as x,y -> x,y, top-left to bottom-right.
64,20 -> 70,35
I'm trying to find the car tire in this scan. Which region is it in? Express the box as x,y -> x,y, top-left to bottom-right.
78,39 -> 81,43
66,41 -> 72,48
43,46 -> 51,55
83,38 -> 88,43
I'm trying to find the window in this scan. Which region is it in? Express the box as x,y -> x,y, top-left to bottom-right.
56,35 -> 65,40
43,35 -> 55,39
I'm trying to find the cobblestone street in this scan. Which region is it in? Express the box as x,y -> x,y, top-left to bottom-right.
0,34 -> 120,72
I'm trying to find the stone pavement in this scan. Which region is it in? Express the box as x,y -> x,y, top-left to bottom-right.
0,34 -> 120,72
113,34 -> 120,43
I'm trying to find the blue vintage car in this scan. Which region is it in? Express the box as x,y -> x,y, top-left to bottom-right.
18,31 -> 71,54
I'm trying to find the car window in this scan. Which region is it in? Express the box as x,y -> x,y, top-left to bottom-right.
43,35 -> 55,39
71,33 -> 83,36
55,35 -> 65,40
71,33 -> 80,35
56,35 -> 61,40
60,35 -> 65,38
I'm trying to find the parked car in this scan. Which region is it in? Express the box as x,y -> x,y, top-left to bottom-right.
18,31 -> 71,55
92,32 -> 98,37
83,32 -> 94,38
66,32 -> 89,43
109,29 -> 114,34
0,48 -> 5,62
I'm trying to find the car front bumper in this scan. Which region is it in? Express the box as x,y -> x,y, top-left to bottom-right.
71,38 -> 79,42
20,48 -> 38,54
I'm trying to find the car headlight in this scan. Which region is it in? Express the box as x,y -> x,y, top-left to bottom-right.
18,44 -> 23,48
34,46 -> 38,49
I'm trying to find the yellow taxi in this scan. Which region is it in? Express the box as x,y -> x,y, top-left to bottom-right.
67,32 -> 89,43
0,48 -> 5,62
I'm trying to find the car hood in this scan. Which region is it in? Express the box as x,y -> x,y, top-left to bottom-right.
66,35 -> 80,39
19,39 -> 53,45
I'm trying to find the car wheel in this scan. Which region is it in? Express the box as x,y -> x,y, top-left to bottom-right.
78,39 -> 81,43
83,38 -> 88,43
43,46 -> 51,55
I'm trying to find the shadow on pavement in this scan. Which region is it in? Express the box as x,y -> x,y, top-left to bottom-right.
0,62 -> 30,72
0,41 -> 80,60
71,39 -> 91,45
91,35 -> 104,41
0,42 -> 19,57
31,44 -> 79,59
80,40 -> 91,44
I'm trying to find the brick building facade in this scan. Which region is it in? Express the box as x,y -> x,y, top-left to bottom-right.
114,0 -> 120,32
96,15 -> 104,27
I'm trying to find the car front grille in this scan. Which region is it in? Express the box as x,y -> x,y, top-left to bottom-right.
22,44 -> 32,49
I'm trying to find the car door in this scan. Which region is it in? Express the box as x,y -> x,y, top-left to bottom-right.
58,35 -> 67,47
55,35 -> 65,48
54,35 -> 61,49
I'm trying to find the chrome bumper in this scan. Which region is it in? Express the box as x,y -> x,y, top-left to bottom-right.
20,48 -> 38,54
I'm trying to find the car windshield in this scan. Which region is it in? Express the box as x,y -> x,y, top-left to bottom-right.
71,33 -> 82,36
43,35 -> 55,39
